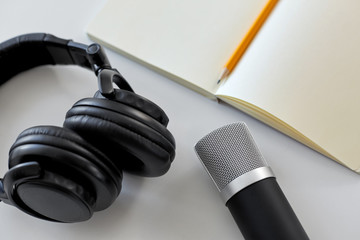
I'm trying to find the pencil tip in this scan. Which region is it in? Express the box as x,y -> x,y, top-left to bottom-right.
217,68 -> 229,85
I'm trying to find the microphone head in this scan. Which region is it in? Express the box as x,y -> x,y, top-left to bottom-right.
195,122 -> 274,202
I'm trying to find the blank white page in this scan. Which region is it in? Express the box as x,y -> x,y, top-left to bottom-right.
217,0 -> 360,171
87,0 -> 268,97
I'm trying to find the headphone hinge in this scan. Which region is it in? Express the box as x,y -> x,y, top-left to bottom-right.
86,43 -> 112,75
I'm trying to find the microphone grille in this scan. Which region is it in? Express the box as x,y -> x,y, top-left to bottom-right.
195,122 -> 267,191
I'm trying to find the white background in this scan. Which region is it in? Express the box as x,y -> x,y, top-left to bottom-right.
0,1 -> 359,239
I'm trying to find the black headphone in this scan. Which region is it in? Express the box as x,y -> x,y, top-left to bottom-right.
0,33 -> 176,223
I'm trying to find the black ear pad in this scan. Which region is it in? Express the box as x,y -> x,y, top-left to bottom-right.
94,89 -> 169,126
7,126 -> 122,222
63,95 -> 176,177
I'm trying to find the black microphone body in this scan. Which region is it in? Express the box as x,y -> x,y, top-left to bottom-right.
227,177 -> 307,240
195,122 -> 309,240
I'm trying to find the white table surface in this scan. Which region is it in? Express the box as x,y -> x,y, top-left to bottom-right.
1,1 -> 359,239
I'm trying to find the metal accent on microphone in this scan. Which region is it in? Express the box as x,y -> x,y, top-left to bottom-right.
194,122 -> 275,203
195,122 -> 309,240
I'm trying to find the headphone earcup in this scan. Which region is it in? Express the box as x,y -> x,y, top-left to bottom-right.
94,89 -> 170,126
7,126 -> 122,222
64,91 -> 176,177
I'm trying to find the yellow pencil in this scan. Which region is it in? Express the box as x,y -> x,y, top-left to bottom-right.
217,0 -> 279,84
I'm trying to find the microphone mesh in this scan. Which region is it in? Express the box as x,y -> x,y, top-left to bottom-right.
195,122 -> 267,191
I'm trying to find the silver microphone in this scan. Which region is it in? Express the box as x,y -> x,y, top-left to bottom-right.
195,122 -> 308,240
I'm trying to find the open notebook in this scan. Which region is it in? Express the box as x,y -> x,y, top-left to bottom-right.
87,0 -> 360,173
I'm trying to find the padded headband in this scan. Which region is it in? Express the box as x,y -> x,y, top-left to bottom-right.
0,33 -> 133,92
